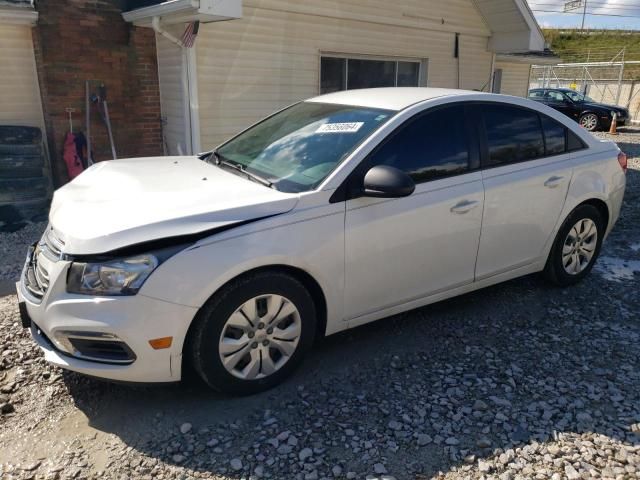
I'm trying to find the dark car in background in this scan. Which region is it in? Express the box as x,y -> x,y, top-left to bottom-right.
528,88 -> 629,132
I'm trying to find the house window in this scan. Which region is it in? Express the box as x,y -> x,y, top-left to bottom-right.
320,56 -> 423,94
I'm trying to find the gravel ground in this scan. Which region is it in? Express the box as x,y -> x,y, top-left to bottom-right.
0,221 -> 46,282
1,129 -> 640,480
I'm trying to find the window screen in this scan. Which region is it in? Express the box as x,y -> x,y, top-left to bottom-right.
320,57 -> 346,94
368,105 -> 469,183
482,105 -> 544,166
320,56 -> 422,94
347,59 -> 396,90
397,62 -> 420,87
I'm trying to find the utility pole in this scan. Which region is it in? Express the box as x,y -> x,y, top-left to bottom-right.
564,0 -> 588,32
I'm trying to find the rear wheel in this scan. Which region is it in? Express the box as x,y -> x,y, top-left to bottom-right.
544,204 -> 604,286
579,113 -> 599,132
188,271 -> 316,395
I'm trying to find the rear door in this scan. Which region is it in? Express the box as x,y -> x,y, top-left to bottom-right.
343,104 -> 484,320
474,104 -> 573,279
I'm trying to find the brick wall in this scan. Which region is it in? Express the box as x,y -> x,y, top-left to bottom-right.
33,0 -> 163,187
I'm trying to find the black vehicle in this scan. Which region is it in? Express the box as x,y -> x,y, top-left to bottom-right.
528,88 -> 629,132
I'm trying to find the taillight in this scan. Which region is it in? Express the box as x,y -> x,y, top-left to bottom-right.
618,151 -> 628,173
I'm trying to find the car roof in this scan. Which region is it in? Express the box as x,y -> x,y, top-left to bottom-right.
305,87 -> 488,111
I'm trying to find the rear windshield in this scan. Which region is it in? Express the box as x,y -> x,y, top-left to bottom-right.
216,102 -> 393,193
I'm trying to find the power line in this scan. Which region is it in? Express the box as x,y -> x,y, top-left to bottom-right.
530,3 -> 640,12
531,8 -> 640,18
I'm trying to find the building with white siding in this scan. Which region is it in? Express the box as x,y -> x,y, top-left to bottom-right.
124,0 -> 558,156
0,1 -> 43,131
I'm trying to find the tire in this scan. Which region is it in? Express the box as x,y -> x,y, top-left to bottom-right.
543,204 -> 604,287
188,271 -> 317,395
0,177 -> 49,203
0,154 -> 45,178
0,126 -> 42,145
579,113 -> 599,132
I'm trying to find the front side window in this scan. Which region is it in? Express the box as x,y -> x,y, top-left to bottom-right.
367,105 -> 469,183
321,56 -> 422,94
564,90 -> 595,103
482,105 -> 544,167
545,91 -> 566,102
216,102 -> 393,193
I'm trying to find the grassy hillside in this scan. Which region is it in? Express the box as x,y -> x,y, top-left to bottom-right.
543,30 -> 640,79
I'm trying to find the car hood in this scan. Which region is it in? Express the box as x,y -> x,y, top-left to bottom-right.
49,156 -> 298,255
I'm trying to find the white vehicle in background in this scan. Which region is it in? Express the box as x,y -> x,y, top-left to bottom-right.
17,88 -> 626,394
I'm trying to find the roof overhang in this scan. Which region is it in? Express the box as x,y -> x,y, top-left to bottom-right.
474,0 -> 546,53
497,52 -> 560,66
122,0 -> 241,27
0,4 -> 37,26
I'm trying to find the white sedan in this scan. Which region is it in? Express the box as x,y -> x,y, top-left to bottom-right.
17,88 -> 626,394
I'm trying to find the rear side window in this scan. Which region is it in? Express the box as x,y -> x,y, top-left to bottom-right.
482,105 -> 544,167
528,90 -> 544,99
568,130 -> 587,151
368,105 -> 469,183
540,114 -> 566,155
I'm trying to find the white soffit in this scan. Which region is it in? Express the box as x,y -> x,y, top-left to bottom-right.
123,0 -> 242,27
474,0 -> 546,53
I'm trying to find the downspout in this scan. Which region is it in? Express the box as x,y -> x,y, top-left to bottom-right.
186,47 -> 201,154
151,16 -> 200,154
455,33 -> 461,89
489,53 -> 496,92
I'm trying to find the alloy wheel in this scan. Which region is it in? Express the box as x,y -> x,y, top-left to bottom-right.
580,113 -> 598,131
218,294 -> 301,380
562,218 -> 598,275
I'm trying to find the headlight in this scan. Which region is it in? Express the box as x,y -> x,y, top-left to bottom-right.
611,111 -> 618,117
66,244 -> 187,296
67,254 -> 159,295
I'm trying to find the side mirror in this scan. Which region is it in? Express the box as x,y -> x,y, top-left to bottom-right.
362,165 -> 415,198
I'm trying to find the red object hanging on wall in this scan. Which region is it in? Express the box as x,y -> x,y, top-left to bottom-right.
63,132 -> 84,180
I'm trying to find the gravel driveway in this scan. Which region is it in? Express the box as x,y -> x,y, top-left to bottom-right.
1,130 -> 639,480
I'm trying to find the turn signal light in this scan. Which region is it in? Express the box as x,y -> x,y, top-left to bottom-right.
149,337 -> 173,350
618,151 -> 627,173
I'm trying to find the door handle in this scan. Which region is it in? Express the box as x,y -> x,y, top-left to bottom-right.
544,176 -> 564,188
450,199 -> 479,214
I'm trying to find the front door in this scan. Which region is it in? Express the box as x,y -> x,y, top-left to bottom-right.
544,90 -> 579,122
343,104 -> 484,320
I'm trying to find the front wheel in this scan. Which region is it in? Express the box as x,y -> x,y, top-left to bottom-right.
188,271 -> 316,395
543,204 -> 604,286
579,113 -> 599,132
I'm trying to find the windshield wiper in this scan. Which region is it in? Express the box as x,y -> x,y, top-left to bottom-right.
213,151 -> 274,189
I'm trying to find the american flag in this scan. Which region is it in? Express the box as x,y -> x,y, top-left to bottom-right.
181,21 -> 200,48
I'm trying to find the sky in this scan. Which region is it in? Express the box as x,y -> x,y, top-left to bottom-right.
528,0 -> 640,30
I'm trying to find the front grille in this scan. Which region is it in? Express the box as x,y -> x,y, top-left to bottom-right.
41,226 -> 65,260
22,226 -> 64,302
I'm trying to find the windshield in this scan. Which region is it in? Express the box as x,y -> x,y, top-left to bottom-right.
564,91 -> 594,103
216,102 -> 393,193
